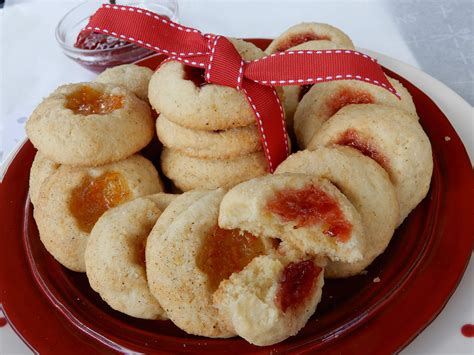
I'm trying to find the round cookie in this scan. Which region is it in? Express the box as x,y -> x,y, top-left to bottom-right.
309,104 -> 433,225
94,64 -> 154,101
148,39 -> 266,130
294,77 -> 417,148
26,82 -> 154,166
146,189 -> 275,338
156,114 -> 261,159
278,41 -> 354,131
34,154 -> 164,272
265,22 -> 354,54
275,147 -> 399,278
29,152 -> 60,206
160,148 -> 268,191
214,244 -> 326,346
219,173 -> 366,263
85,193 -> 176,320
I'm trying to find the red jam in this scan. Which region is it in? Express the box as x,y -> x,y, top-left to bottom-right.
276,260 -> 321,312
75,31 -> 131,50
327,88 -> 373,116
298,84 -> 313,101
461,324 -> 474,338
72,30 -> 155,73
266,186 -> 352,242
335,129 -> 388,168
69,172 -> 131,233
65,86 -> 124,115
183,66 -> 208,87
196,227 -> 266,291
277,32 -> 330,52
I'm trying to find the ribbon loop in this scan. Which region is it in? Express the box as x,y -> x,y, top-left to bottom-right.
82,4 -> 400,172
205,36 -> 245,90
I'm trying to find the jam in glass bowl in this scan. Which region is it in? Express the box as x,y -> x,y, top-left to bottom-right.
56,0 -> 179,73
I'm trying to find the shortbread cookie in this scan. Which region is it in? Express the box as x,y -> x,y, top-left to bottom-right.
160,148 -> 268,191
214,245 -> 326,346
148,39 -> 266,130
94,64 -> 154,101
34,155 -> 163,272
265,22 -> 354,54
156,115 -> 261,159
294,77 -> 417,147
309,104 -> 432,225
278,41 -> 354,131
146,189 -> 275,338
85,193 -> 175,319
26,82 -> 154,166
29,152 -> 60,206
275,147 -> 398,278
219,173 -> 366,263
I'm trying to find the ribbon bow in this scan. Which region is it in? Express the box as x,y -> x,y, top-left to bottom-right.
84,4 -> 398,172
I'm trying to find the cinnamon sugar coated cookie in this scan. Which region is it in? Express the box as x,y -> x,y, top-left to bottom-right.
29,152 -> 60,206
34,155 -> 163,272
26,82 -> 154,166
147,189 -> 262,338
309,104 -> 432,225
148,39 -> 266,130
294,77 -> 417,147
219,173 -> 366,263
156,115 -> 262,159
85,194 -> 176,320
160,148 -> 268,191
214,245 -> 326,346
265,22 -> 354,54
94,64 -> 154,101
275,147 -> 398,278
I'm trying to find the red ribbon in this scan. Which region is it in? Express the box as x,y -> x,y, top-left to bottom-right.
83,4 -> 398,172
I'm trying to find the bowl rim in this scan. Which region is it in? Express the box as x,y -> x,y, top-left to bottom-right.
55,0 -> 179,55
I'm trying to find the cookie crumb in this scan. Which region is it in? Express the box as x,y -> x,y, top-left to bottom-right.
373,277 -> 381,283
444,136 -> 451,141
360,270 -> 368,275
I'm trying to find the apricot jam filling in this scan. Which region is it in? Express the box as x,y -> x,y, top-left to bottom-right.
327,88 -> 373,116
65,85 -> 124,115
276,259 -> 322,312
277,32 -> 330,52
196,227 -> 267,291
335,129 -> 388,168
266,185 -> 352,242
69,171 -> 131,233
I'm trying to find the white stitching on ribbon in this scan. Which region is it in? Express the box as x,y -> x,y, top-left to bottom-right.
206,36 -> 220,82
242,88 -> 273,171
272,88 -> 289,157
236,60 -> 244,90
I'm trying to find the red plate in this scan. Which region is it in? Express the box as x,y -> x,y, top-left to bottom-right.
0,39 -> 473,354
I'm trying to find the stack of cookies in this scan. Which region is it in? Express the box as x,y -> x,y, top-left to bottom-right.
148,38 -> 270,191
26,64 -> 164,272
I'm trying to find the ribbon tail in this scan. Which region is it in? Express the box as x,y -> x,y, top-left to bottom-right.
242,79 -> 289,173
83,5 -> 209,64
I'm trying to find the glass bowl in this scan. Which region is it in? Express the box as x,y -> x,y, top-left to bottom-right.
56,0 -> 179,73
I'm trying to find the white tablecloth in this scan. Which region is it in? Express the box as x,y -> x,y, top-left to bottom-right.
0,1 -> 473,354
